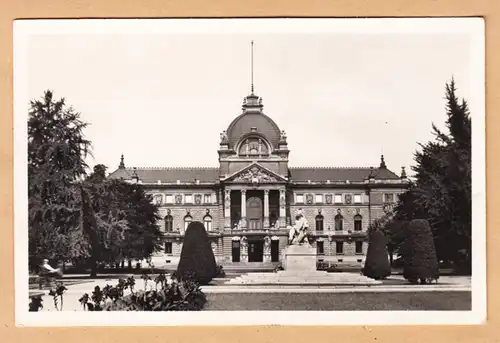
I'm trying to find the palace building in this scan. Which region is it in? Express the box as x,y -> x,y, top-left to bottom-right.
108,88 -> 409,269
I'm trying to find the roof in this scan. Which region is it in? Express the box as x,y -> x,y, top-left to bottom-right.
226,93 -> 281,149
288,167 -> 400,182
107,167 -> 220,183
108,166 -> 400,184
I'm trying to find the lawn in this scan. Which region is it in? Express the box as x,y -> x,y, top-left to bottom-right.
204,291 -> 471,311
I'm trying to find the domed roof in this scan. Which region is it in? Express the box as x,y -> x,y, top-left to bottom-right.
226,93 -> 281,149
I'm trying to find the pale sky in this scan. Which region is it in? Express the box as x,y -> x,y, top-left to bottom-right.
22,19 -> 482,176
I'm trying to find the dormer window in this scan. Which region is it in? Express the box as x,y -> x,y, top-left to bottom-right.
238,136 -> 270,156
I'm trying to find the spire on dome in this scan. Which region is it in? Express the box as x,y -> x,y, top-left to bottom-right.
241,41 -> 263,114
251,40 -> 254,94
119,154 -> 125,169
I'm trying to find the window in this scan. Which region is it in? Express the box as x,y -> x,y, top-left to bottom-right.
204,194 -> 212,203
384,193 -> 394,203
355,241 -> 363,254
354,214 -> 362,231
184,215 -> 192,231
204,215 -> 213,231
315,215 -> 324,231
336,241 -> 344,254
334,194 -> 342,204
354,194 -> 362,203
165,242 -> 172,254
315,194 -> 323,203
153,194 -> 163,205
317,241 -> 324,255
164,215 -> 173,232
165,195 -> 173,204
185,194 -> 193,203
296,194 -> 304,203
335,214 -> 343,231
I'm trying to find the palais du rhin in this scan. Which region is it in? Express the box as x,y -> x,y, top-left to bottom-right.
108,90 -> 409,268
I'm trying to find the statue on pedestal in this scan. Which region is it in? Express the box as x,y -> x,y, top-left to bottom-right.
287,209 -> 310,245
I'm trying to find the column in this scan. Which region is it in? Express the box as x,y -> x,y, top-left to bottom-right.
263,189 -> 270,228
224,188 -> 231,229
279,187 -> 286,228
240,189 -> 247,228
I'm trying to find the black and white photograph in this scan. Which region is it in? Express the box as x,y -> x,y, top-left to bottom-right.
14,18 -> 485,326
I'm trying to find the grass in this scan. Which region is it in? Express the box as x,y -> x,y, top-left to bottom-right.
204,291 -> 471,311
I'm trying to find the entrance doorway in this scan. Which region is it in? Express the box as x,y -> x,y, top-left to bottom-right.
232,241 -> 240,262
247,197 -> 263,230
271,240 -> 280,262
248,240 -> 264,262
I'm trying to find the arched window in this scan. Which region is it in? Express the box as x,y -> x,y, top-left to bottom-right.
184,215 -> 192,231
204,215 -> 213,232
315,214 -> 324,231
164,215 -> 173,232
354,214 -> 362,231
335,214 -> 343,231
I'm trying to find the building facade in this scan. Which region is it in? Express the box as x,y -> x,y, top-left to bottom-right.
108,90 -> 409,268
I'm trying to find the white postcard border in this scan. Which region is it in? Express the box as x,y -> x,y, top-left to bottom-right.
13,18 -> 486,326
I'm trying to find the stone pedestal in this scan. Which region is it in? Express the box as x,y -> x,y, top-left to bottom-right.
226,243 -> 382,286
282,244 -> 316,271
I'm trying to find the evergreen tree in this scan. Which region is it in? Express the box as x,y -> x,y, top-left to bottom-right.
394,79 -> 472,273
403,219 -> 439,284
28,90 -> 91,268
176,221 -> 217,285
363,230 -> 391,279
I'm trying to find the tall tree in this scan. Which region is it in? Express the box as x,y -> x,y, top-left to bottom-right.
80,166 -> 163,273
28,91 -> 163,275
394,79 -> 472,273
28,90 -> 91,268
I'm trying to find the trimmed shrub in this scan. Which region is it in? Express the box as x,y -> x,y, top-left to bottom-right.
363,231 -> 391,280
176,221 -> 217,285
403,219 -> 439,284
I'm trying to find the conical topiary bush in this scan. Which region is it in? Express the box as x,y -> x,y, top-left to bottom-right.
363,230 -> 391,280
403,219 -> 439,284
176,221 -> 217,285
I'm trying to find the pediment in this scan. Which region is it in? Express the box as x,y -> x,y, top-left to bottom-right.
224,163 -> 287,184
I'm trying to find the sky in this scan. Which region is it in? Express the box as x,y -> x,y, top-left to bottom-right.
22,19 -> 482,176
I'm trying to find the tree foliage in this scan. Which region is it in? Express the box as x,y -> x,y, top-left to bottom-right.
176,222 -> 217,285
363,230 -> 391,280
76,165 -> 164,274
402,220 -> 439,284
28,90 -> 91,268
28,91 -> 162,274
394,79 -> 471,273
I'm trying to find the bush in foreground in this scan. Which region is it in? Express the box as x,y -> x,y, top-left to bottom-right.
403,219 -> 439,284
79,273 -> 206,311
176,221 -> 217,285
363,231 -> 391,280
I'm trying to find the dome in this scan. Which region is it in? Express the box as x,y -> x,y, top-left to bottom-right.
226,93 -> 281,149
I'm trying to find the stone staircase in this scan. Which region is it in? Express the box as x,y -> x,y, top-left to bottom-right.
225,245 -> 381,286
221,262 -> 278,273
225,270 -> 382,285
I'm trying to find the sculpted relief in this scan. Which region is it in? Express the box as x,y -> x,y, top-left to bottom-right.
232,166 -> 278,183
